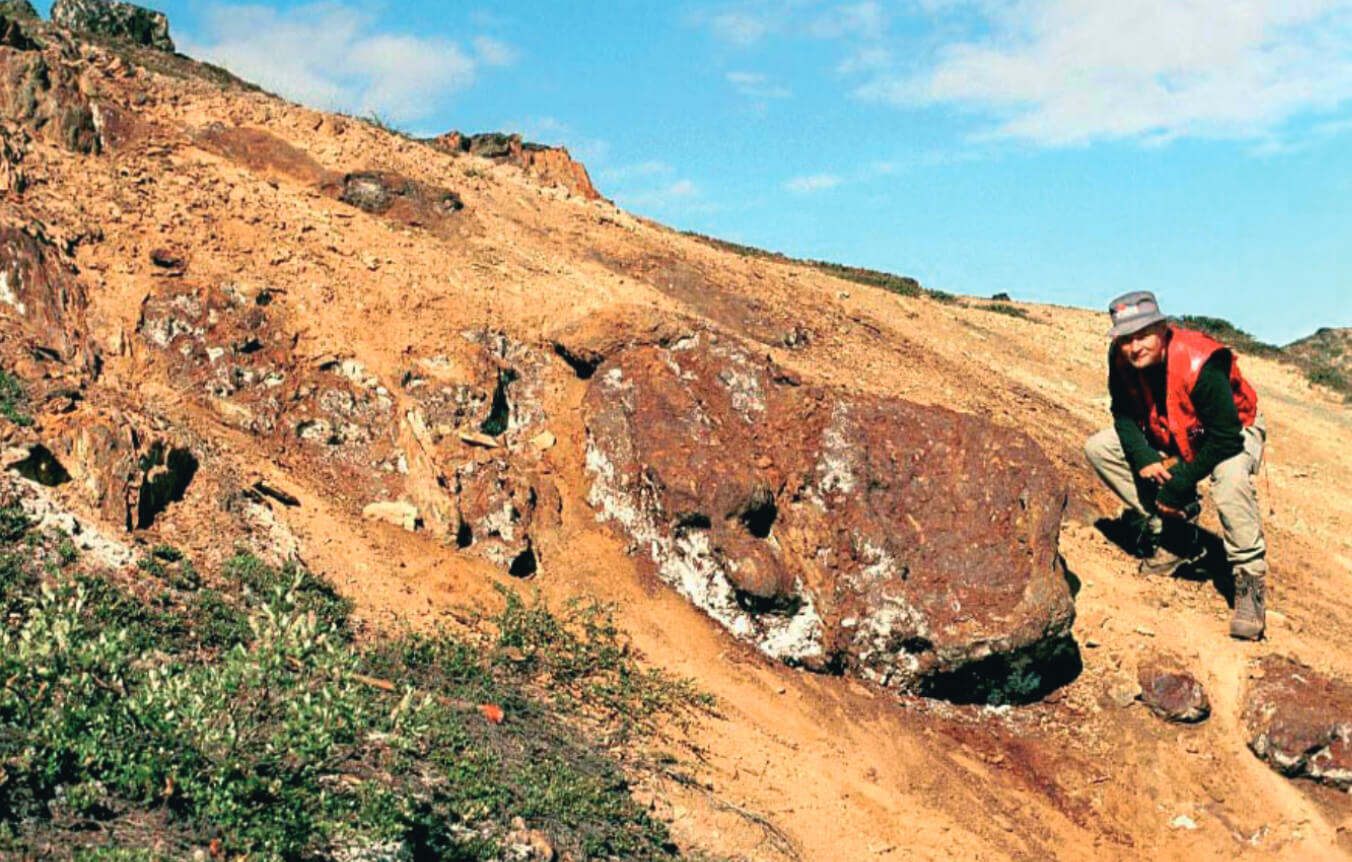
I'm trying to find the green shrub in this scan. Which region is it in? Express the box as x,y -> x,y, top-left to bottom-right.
0,514 -> 709,859
1307,363 -> 1352,400
223,551 -> 351,633
981,302 -> 1032,320
1176,315 -> 1284,359
0,369 -> 31,427
0,505 -> 30,543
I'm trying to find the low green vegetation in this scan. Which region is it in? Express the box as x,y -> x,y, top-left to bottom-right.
1306,363 -> 1352,401
0,507 -> 713,859
980,302 -> 1033,320
1,368 -> 31,427
681,231 -> 958,302
1176,315 -> 1284,359
361,111 -> 410,139
1178,315 -> 1352,402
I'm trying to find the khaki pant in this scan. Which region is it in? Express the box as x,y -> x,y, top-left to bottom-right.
1083,415 -> 1267,572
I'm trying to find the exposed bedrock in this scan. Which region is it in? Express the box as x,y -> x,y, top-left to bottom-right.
50,0 -> 174,52
1244,655 -> 1352,790
580,327 -> 1074,696
0,222 -> 94,370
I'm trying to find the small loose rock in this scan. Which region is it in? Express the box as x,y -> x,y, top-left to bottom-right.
1138,658 -> 1211,723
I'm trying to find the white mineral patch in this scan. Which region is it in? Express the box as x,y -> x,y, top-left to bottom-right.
481,500 -> 518,543
0,270 -> 25,316
5,474 -> 133,570
817,403 -> 856,496
585,435 -> 824,665
717,364 -> 765,421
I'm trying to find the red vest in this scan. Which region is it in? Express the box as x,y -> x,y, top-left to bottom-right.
1112,326 -> 1259,462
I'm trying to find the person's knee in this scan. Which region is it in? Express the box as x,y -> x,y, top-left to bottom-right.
1084,429 -> 1114,467
1211,458 -> 1252,495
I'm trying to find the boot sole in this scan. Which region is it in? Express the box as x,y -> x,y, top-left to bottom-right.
1229,623 -> 1264,640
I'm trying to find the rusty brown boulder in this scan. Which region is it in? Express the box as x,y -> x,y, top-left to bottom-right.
1243,655 -> 1352,789
582,328 -> 1074,698
1138,657 -> 1210,723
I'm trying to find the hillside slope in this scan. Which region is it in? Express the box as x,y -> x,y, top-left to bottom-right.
1,12 -> 1351,861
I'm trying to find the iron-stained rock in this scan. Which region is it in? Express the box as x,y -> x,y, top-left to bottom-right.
1244,655 -> 1352,789
581,328 -> 1074,696
1138,658 -> 1210,723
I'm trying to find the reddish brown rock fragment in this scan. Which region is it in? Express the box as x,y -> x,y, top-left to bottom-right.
1138,658 -> 1210,723
1244,655 -> 1352,789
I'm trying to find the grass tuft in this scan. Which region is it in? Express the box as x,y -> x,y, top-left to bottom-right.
0,369 -> 32,427
980,302 -> 1032,320
0,524 -> 712,858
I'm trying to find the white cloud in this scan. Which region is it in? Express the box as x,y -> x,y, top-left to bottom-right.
727,71 -> 793,99
473,35 -> 517,67
598,161 -> 674,182
784,173 -> 841,192
854,0 -> 1352,146
808,1 -> 888,40
710,10 -> 775,45
178,2 -> 506,124
666,179 -> 699,198
837,45 -> 892,74
614,178 -> 702,207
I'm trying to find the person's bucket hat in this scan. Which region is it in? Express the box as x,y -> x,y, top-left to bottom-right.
1107,290 -> 1168,339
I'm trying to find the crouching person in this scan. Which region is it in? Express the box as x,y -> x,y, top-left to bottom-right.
1084,291 -> 1268,640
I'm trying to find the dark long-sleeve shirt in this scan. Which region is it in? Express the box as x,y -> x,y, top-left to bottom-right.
1111,353 -> 1246,508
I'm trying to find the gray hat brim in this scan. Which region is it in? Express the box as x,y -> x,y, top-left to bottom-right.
1108,311 -> 1167,340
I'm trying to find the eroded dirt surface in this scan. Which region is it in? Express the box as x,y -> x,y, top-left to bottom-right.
1,18 -> 1351,862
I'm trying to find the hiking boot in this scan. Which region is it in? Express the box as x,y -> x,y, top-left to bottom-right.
1230,570 -> 1266,640
1138,546 -> 1188,577
1128,513 -> 1165,558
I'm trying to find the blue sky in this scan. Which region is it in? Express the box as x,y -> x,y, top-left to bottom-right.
149,1 -> 1351,344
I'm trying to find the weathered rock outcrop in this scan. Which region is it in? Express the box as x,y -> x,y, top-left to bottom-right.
0,222 -> 93,370
580,325 -> 1073,695
431,131 -> 601,201
0,2 -> 37,22
1243,655 -> 1352,789
50,0 -> 174,52
193,124 -> 468,237
1138,657 -> 1210,723
0,38 -> 108,155
134,272 -> 555,573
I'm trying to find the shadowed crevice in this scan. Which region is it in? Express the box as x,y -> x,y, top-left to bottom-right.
918,635 -> 1083,706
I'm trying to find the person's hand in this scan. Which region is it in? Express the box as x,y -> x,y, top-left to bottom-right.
1155,501 -> 1187,519
1138,461 -> 1173,484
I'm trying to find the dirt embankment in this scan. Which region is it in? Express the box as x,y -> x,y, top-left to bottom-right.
0,13 -> 1350,861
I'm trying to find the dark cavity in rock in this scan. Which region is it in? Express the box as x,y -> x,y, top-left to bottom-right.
736,491 -> 777,539
733,589 -> 803,618
508,544 -> 537,578
133,444 -> 197,529
918,636 -> 1083,706
9,445 -> 70,486
478,368 -> 517,437
552,343 -> 600,379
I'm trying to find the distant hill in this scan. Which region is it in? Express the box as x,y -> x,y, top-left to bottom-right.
1177,316 -> 1350,401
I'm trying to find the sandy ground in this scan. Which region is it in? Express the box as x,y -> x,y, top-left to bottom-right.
9,43 -> 1352,861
